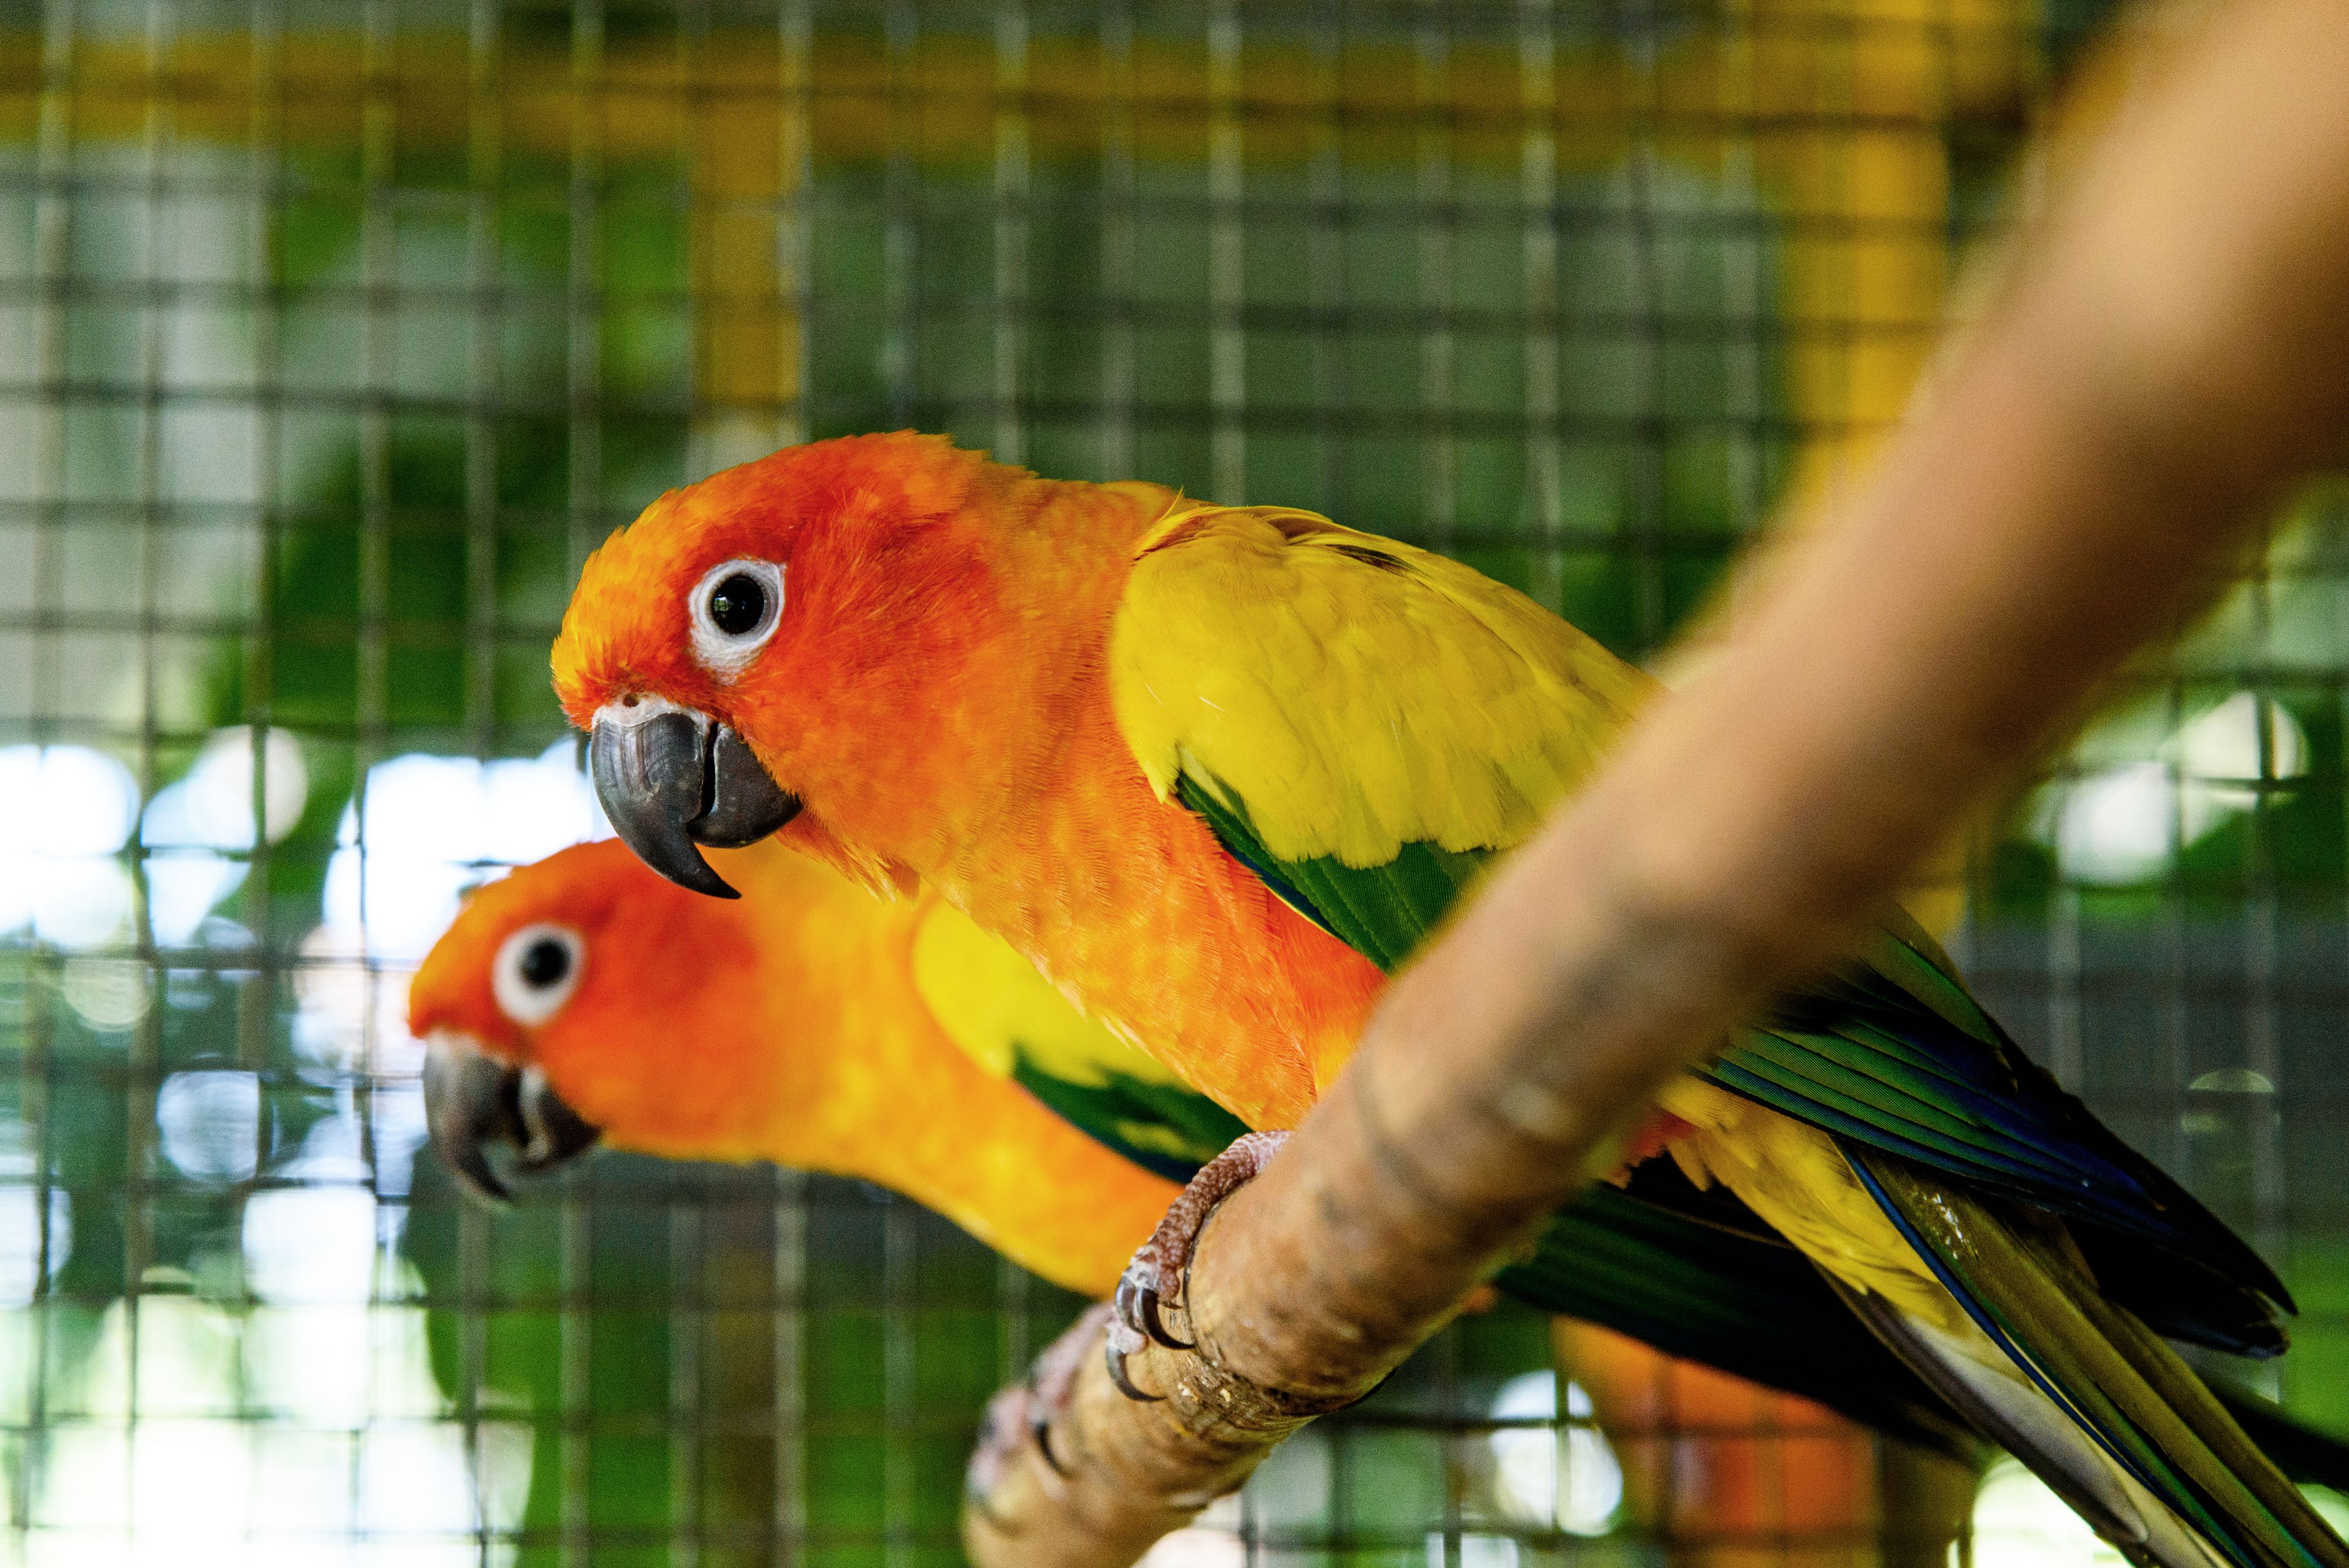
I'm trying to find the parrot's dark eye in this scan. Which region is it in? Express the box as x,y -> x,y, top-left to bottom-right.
518,937 -> 571,990
687,557 -> 786,680
493,923 -> 586,1027
707,574 -> 765,636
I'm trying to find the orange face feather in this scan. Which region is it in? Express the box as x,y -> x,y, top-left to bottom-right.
553,432 -> 1075,895
407,837 -> 1178,1294
551,434 -> 1383,1132
412,838 -> 889,1164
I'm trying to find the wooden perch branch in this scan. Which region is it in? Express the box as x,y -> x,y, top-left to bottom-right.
961,887 -> 1845,1568
964,2 -> 2349,1563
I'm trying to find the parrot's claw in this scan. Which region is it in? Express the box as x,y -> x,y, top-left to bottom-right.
967,1303 -> 1117,1499
1032,1411 -> 1070,1478
966,1382 -> 1039,1504
1114,1269 -> 1193,1352
1104,1320 -> 1165,1403
1138,1285 -> 1191,1350
1103,1130 -> 1291,1398
1026,1301 -> 1114,1458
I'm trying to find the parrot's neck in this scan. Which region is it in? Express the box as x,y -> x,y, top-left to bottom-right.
738,892 -> 1178,1297
772,1042 -> 1176,1299
772,474 -> 1386,1132
773,476 -> 1172,896
924,699 -> 1386,1134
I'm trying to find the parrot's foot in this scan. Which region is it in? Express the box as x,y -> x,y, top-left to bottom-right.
1025,1300 -> 1109,1477
967,1382 -> 1039,1510
1105,1130 -> 1291,1401
966,1302 -> 1114,1504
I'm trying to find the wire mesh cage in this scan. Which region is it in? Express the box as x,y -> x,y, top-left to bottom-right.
0,0 -> 2342,1564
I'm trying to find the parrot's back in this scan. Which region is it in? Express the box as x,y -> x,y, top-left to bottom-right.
1094,499 -> 2343,1568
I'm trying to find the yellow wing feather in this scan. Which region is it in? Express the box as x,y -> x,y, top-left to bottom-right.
1657,1077 -> 1966,1334
1108,502 -> 1966,1329
1110,502 -> 1656,868
907,895 -> 1187,1091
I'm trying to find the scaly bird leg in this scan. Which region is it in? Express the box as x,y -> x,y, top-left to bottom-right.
1106,1130 -> 1291,1401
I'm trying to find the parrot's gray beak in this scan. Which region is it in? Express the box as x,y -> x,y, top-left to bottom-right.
588,696 -> 800,899
422,1031 -> 602,1205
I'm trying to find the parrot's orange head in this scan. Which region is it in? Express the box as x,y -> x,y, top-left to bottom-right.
551,431 -> 1153,900
408,838 -> 774,1201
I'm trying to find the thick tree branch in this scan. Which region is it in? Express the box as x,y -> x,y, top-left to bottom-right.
963,2 -> 2349,1563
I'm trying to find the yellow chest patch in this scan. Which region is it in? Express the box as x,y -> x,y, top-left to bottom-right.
907,895 -> 1184,1091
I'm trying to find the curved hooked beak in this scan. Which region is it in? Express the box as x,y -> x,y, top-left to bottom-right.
422,1032 -> 602,1205
589,699 -> 801,899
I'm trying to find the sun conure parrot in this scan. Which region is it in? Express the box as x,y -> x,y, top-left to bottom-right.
401,831 -> 1977,1448
406,834 -> 1994,1563
405,828 -> 2349,1553
406,834 -> 1181,1294
550,431 -> 2347,1568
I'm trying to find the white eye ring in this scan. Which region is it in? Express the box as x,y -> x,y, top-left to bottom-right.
492,923 -> 586,1028
688,557 -> 786,680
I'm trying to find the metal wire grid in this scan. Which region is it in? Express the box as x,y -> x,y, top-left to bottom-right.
0,0 -> 2340,1564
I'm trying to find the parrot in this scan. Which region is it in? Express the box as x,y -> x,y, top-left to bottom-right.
403,832 -> 1974,1448
549,431 -> 2348,1568
406,830 -> 2349,1535
407,833 -> 1985,1563
406,834 -> 1181,1295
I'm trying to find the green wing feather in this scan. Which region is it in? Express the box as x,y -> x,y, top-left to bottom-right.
985,1042 -> 2349,1507
1177,773 -> 1479,971
1503,1174 -> 1983,1457
1173,761 -> 2288,1358
906,838 -> 2349,1521
1859,1153 -> 2349,1568
1007,1052 -> 1249,1183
